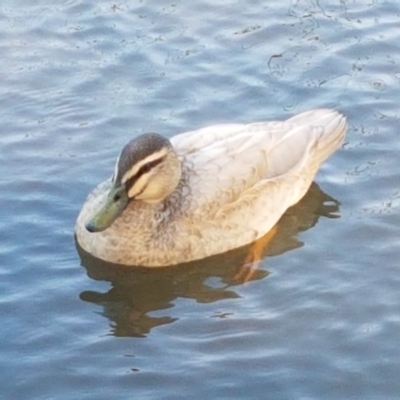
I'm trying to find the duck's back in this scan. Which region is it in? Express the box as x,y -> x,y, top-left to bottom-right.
169,109 -> 346,257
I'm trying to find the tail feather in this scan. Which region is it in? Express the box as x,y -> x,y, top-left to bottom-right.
312,109 -> 347,166
288,109 -> 347,167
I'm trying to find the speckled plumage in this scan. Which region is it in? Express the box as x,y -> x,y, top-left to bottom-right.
75,109 -> 347,266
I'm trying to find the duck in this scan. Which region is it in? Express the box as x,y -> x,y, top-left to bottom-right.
75,108 -> 347,267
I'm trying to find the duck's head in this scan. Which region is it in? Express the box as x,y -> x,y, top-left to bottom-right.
85,133 -> 181,233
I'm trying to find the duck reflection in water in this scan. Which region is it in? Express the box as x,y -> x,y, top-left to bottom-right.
77,183 -> 340,337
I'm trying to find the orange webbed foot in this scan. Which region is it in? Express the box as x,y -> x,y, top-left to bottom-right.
234,225 -> 278,283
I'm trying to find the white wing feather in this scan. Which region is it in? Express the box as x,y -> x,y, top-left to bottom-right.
171,109 -> 346,243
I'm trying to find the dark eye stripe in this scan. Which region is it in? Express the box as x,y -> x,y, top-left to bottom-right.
125,155 -> 166,194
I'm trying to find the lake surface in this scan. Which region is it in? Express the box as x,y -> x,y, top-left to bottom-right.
1,0 -> 400,399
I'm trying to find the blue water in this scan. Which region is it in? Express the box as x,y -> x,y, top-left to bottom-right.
1,1 -> 400,399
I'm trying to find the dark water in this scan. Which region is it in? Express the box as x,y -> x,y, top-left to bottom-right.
1,1 -> 400,399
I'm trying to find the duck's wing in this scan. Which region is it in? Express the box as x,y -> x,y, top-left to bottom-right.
171,109 -> 346,239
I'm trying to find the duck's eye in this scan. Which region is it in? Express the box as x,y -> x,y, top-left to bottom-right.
142,163 -> 152,174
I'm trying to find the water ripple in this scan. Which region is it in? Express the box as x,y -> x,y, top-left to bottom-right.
1,0 -> 400,399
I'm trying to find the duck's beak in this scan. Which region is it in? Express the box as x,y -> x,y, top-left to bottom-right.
85,185 -> 129,232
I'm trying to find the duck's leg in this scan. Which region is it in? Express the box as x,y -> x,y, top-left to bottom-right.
234,225 -> 278,283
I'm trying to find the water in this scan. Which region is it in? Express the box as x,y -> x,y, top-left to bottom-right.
1,0 -> 400,399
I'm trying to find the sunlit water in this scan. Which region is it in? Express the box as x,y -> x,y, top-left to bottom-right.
1,1 -> 400,399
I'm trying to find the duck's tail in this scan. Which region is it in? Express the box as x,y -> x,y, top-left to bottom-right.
288,108 -> 347,167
